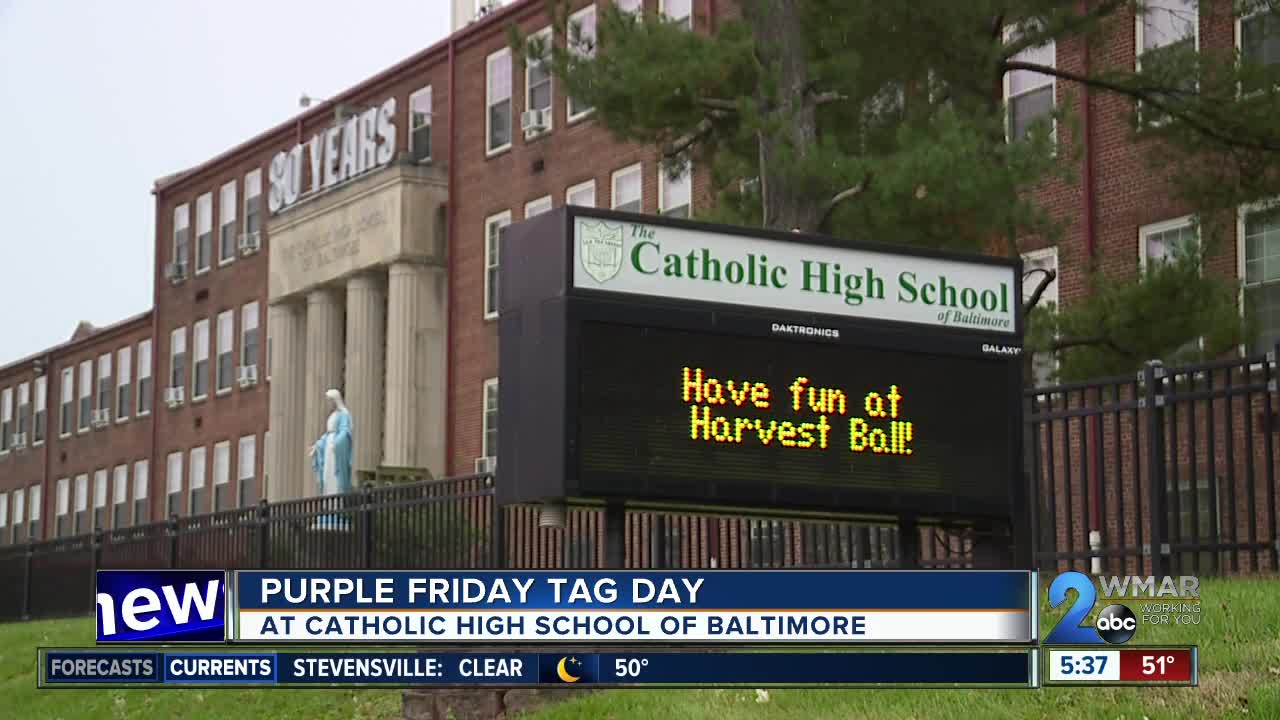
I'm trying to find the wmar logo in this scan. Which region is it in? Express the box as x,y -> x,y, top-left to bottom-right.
1045,571 -> 1137,645
96,570 -> 226,643
580,220 -> 625,283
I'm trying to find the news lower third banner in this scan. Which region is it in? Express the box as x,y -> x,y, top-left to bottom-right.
231,570 -> 1036,643
40,649 -> 1037,688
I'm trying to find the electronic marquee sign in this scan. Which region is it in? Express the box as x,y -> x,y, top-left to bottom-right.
497,208 -> 1027,532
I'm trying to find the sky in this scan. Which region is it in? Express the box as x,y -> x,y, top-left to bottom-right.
0,0 -> 453,366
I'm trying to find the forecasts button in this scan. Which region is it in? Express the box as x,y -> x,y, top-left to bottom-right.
45,651 -> 161,684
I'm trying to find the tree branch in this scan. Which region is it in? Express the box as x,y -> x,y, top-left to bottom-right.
662,117 -> 716,159
1050,335 -> 1134,358
1002,60 -> 1280,153
817,174 -> 873,230
695,97 -> 740,112
1001,0 -> 1128,60
811,90 -> 849,105
1022,267 -> 1057,315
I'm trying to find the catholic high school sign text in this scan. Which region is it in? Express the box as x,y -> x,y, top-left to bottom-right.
573,218 -> 1018,334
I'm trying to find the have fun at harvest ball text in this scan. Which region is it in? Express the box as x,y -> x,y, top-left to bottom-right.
682,368 -> 915,455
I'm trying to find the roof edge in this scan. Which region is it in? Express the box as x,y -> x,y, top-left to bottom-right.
0,309 -> 154,376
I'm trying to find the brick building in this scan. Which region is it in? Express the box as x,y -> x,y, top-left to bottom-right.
0,0 -> 1276,551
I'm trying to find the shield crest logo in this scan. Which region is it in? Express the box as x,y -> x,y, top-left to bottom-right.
579,220 -> 626,284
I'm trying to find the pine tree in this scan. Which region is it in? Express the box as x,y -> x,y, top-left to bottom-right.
513,0 -> 1280,382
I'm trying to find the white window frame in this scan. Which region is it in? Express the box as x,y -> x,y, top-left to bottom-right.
616,0 -> 642,14
189,446 -> 206,515
219,180 -> 237,266
567,5 -> 598,123
525,195 -> 553,219
0,386 -> 10,454
1002,24 -> 1057,145
97,352 -> 112,417
173,203 -> 190,270
192,318 -> 210,401
659,161 -> 693,217
1,492 -> 9,532
1021,246 -> 1060,387
660,0 -> 693,29
33,375 -> 46,445
133,460 -> 149,525
216,310 -> 235,395
116,345 -> 132,423
482,377 -> 499,459
566,179 -> 596,208
484,211 -> 512,320
166,451 -> 183,517
55,478 -> 69,529
1235,6 -> 1280,97
195,192 -> 213,275
241,302 -> 260,370
137,339 -> 152,416
16,381 -> 29,444
213,440 -> 231,511
244,169 -> 262,237
1134,0 -> 1200,124
169,327 -> 187,394
409,86 -> 433,163
1139,214 -> 1198,271
1237,198 -> 1280,357
59,367 -> 73,438
487,48 -> 514,156
77,360 -> 92,434
12,488 -> 23,533
611,163 -> 643,211
525,27 -> 554,135
238,434 -> 256,506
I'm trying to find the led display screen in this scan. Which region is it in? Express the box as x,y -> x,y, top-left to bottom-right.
576,322 -> 1014,511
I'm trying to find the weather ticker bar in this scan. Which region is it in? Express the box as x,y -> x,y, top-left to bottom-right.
39,648 -> 1037,689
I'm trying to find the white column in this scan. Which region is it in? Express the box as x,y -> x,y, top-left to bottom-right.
304,289 -> 345,496
266,301 -> 305,501
384,261 -> 447,472
345,273 -> 386,478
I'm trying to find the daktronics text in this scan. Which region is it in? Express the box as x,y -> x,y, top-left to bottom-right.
95,570 -> 227,643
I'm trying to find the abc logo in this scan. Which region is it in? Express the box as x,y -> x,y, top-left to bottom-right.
1095,604 -> 1137,644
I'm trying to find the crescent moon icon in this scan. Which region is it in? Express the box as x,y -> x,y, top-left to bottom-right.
556,657 -> 581,683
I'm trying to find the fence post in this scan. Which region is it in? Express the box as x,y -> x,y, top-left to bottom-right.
167,514 -> 180,569
489,478 -> 506,569
256,499 -> 270,570
21,542 -> 33,620
91,528 -> 104,578
361,486 -> 375,569
1143,360 -> 1168,577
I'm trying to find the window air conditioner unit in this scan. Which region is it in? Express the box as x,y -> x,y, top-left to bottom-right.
474,456 -> 497,474
165,386 -> 185,409
11,433 -> 27,450
92,409 -> 111,429
237,365 -> 259,389
164,262 -> 187,284
521,109 -> 550,136
238,232 -> 261,256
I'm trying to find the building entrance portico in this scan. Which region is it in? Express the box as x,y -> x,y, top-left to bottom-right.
265,160 -> 448,501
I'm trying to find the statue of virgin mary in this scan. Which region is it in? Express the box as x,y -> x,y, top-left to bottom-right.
309,388 -> 353,497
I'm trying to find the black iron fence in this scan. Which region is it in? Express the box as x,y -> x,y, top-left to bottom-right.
2,351 -> 1278,622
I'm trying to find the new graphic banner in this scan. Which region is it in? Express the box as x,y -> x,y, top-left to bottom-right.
39,649 -> 1036,688
232,570 -> 1035,643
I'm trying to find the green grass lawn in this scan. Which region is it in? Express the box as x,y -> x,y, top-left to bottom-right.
4,577 -> 1277,719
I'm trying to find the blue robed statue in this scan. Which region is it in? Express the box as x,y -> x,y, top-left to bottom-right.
307,388 -> 353,531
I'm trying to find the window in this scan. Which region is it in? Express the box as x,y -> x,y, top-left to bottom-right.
195,192 -> 213,273
73,474 -> 88,534
16,382 -> 29,444
216,310 -> 234,394
59,367 -> 73,437
166,451 -> 183,517
487,48 -> 513,153
1004,25 -> 1056,142
482,378 -> 499,459
27,484 -> 40,539
410,86 -> 433,163
1136,0 -> 1199,124
526,28 -> 553,133
1022,247 -> 1060,387
265,311 -> 272,382
133,461 -> 149,525
525,195 -> 553,218
659,162 -> 692,218
238,435 -> 257,507
97,352 -> 112,419
55,478 -> 68,536
78,360 -> 92,432
661,0 -> 692,28
241,302 -> 260,371
189,446 -> 206,515
484,211 -> 512,319
219,180 -> 237,264
193,319 -> 210,400
0,493 -> 8,544
93,469 -> 108,531
568,6 -> 597,121
612,163 -> 642,212
113,465 -> 128,529
567,180 -> 596,207
11,489 -> 22,544
137,339 -> 152,415
244,169 -> 262,237
0,387 -> 10,453
213,441 -> 231,512
1242,203 -> 1280,354
116,346 -> 132,421
616,0 -> 642,13
173,204 -> 190,271
1142,217 -> 1202,360
1239,8 -> 1280,95
33,376 -> 46,444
